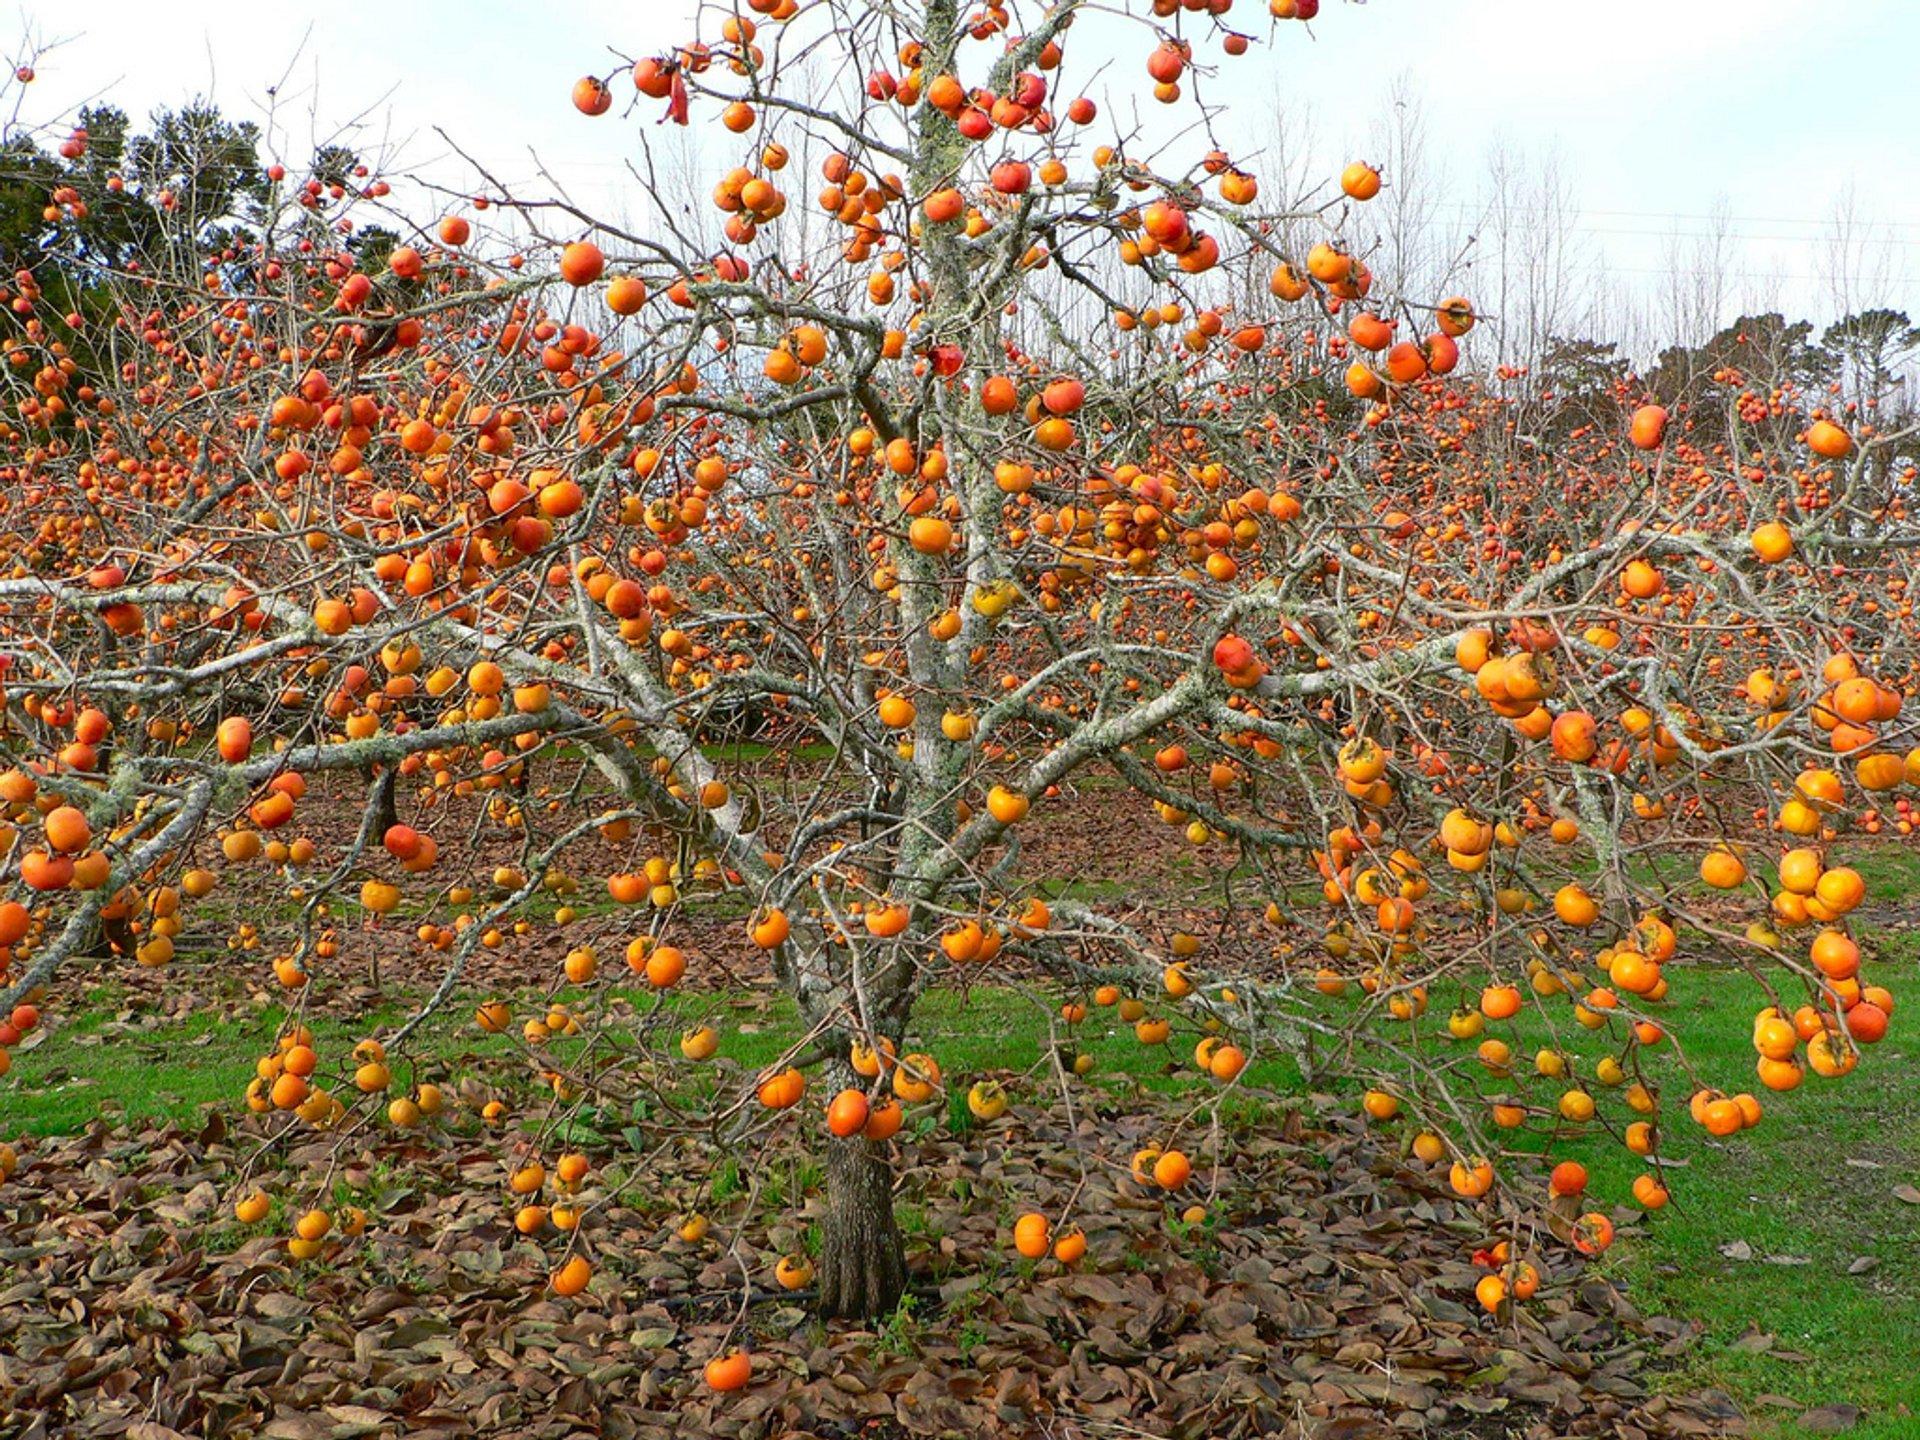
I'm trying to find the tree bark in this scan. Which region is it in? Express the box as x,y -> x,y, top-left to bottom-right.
367,764 -> 399,837
816,1135 -> 907,1321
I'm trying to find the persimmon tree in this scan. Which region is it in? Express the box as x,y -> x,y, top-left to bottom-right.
0,0 -> 1918,1361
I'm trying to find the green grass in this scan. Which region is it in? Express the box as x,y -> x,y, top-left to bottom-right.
640,981 -> 1303,1096
1542,965 -> 1920,1439
1842,846 -> 1920,907
7,976 -> 1297,1139
11,985 -> 476,1137
544,737 -> 839,766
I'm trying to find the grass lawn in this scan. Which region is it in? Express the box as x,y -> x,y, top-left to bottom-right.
6,980 -> 1302,1139
1559,964 -> 1920,1439
9,991 -> 440,1137
6,850 -> 1918,1439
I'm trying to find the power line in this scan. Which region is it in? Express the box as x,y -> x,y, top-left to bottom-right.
1425,200 -> 1920,234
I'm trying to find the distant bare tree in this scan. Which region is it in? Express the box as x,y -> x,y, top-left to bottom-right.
1476,143 -> 1585,380
1823,186 -> 1910,335
1655,198 -> 1732,366
1353,74 -> 1459,305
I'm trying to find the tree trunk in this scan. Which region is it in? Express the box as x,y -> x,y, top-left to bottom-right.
368,765 -> 399,837
816,1135 -> 907,1321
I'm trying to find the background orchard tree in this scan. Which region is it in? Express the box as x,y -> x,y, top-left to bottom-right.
0,0 -> 1916,1369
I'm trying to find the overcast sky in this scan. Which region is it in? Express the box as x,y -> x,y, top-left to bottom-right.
12,0 -> 1918,336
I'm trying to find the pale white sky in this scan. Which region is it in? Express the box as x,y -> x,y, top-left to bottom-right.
12,0 -> 1919,339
